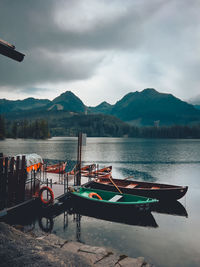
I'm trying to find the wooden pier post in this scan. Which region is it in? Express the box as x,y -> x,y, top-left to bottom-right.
76,133 -> 82,186
75,133 -> 87,186
0,155 -> 5,209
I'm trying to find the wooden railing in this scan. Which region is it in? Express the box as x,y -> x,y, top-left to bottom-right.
0,155 -> 27,210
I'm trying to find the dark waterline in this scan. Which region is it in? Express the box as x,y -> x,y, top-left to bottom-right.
1,137 -> 200,267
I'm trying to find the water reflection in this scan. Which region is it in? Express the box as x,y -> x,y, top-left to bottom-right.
3,200 -> 158,233
38,216 -> 54,233
152,201 -> 188,217
3,199 -> 188,237
118,168 -> 158,182
1,137 -> 198,267
65,201 -> 158,228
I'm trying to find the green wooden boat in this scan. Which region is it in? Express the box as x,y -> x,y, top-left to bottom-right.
69,187 -> 158,211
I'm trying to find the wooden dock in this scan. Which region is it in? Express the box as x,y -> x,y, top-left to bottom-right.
0,149 -> 91,219
0,155 -> 27,214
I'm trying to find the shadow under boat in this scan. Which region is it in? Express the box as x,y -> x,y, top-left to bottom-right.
3,193 -> 159,230
28,197 -> 159,229
63,198 -> 158,228
151,200 -> 188,217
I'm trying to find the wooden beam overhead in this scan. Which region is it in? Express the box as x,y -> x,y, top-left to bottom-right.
0,38 -> 25,62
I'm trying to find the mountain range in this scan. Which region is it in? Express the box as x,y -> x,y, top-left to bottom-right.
107,89 -> 200,126
1,88 -> 200,127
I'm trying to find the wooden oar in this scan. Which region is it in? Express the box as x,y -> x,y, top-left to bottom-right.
123,176 -> 133,180
107,176 -> 122,194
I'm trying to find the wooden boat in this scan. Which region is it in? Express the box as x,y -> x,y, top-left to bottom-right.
68,165 -> 112,178
69,187 -> 158,211
68,164 -> 96,175
81,166 -> 112,178
45,162 -> 67,174
81,164 -> 96,172
83,178 -> 188,201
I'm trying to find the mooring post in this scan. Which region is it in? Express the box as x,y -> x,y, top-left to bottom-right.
42,163 -> 45,183
47,178 -> 49,200
76,213 -> 81,242
96,164 -> 99,177
64,173 -> 69,193
8,157 -> 14,206
64,176 -> 66,194
59,162 -> 61,182
88,165 -> 92,182
0,156 -> 3,209
74,171 -> 76,187
76,132 -> 82,186
15,156 -> 20,203
67,172 -> 69,192
63,211 -> 68,229
20,155 -> 26,202
33,169 -> 36,196
30,170 -> 33,199
75,132 -> 87,186
0,156 -> 7,208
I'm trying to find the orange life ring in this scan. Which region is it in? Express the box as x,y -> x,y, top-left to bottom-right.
39,186 -> 54,205
88,192 -> 102,200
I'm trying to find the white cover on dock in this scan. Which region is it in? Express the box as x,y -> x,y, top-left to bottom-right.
15,153 -> 43,167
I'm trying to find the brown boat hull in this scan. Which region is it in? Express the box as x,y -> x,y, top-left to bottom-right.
83,179 -> 188,201
45,162 -> 66,174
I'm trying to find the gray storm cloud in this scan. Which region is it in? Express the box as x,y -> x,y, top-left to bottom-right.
0,49 -> 103,86
0,0 -> 200,102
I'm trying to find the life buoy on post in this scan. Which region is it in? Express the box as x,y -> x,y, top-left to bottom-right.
88,192 -> 102,200
39,186 -> 54,205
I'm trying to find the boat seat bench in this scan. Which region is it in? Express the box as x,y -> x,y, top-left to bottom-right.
109,195 -> 123,202
125,184 -> 138,188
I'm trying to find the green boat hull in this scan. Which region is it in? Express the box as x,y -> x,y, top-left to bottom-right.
69,187 -> 158,211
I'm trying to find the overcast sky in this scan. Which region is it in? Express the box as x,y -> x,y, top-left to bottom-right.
0,0 -> 200,106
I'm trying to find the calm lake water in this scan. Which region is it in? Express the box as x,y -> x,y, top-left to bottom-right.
1,137 -> 200,267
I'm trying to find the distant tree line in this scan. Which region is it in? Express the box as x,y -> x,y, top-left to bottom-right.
1,113 -> 200,139
49,113 -> 200,139
0,116 -> 50,139
0,115 -> 5,139
129,125 -> 200,139
49,114 -> 130,137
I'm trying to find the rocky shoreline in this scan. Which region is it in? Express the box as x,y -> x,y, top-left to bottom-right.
0,222 -> 153,266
